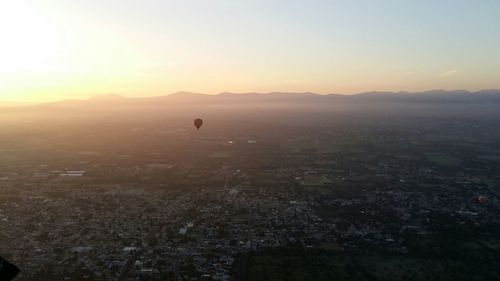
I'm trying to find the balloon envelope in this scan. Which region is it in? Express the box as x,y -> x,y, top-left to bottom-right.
194,118 -> 203,130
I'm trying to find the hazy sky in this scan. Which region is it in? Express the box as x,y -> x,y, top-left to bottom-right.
1,0 -> 499,101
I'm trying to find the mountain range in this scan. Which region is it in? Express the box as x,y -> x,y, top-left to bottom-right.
4,90 -> 500,110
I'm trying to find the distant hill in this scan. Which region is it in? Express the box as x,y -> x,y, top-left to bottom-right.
4,90 -> 500,111
350,90 -> 500,103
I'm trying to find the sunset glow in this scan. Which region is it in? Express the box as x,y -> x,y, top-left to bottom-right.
1,0 -> 500,102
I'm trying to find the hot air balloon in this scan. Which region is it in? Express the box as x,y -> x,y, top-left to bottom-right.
478,196 -> 487,205
194,118 -> 203,130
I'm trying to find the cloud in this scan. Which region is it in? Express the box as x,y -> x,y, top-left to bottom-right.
438,69 -> 459,77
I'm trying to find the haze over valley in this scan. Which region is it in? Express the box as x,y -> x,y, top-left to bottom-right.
1,91 -> 500,280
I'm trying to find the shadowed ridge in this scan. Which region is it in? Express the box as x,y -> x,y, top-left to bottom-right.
217,92 -> 319,97
168,91 -> 207,97
476,89 -> 500,95
157,91 -> 215,104
214,92 -> 325,103
4,89 -> 500,111
347,89 -> 500,103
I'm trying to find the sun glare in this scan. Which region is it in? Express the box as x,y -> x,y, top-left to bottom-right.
0,2 -> 62,73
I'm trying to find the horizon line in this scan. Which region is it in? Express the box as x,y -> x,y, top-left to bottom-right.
2,88 -> 500,105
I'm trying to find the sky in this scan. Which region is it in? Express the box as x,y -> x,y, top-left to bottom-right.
0,0 -> 499,102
